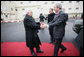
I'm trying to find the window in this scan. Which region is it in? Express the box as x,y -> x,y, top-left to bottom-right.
76,7 -> 79,10
1,11 -> 3,15
22,8 -> 25,10
44,2 -> 47,4
23,15 -> 25,17
37,7 -> 40,9
76,1 -> 80,3
51,2 -> 54,4
5,15 -> 8,18
11,8 -> 13,11
4,13 -> 6,15
37,1 -> 40,3
29,1 -> 31,3
69,1 -> 72,3
20,2 -> 23,4
15,9 -> 18,11
61,1 -> 64,3
68,8 -> 71,10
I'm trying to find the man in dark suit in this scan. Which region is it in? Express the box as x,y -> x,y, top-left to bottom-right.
23,10 -> 43,56
41,3 -> 68,56
47,8 -> 55,43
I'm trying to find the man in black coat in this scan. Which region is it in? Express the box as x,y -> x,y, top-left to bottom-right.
47,8 -> 55,43
41,3 -> 68,56
23,10 -> 43,56
39,13 -> 45,22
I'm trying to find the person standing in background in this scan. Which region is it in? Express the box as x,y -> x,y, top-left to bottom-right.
39,13 -> 45,23
47,8 -> 55,43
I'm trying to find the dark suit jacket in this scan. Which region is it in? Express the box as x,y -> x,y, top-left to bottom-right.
47,13 -> 55,23
49,11 -> 68,39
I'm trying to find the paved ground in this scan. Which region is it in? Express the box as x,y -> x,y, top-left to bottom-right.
1,19 -> 77,42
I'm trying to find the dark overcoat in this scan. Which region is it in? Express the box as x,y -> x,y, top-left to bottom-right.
23,14 -> 41,48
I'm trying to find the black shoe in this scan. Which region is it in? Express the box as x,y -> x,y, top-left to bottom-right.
36,50 -> 44,53
53,54 -> 57,56
60,48 -> 67,53
31,52 -> 37,56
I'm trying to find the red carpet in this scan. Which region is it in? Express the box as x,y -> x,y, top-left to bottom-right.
1,42 -> 79,56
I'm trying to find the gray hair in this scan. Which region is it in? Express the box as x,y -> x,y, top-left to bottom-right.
27,10 -> 32,13
55,3 -> 62,9
25,9 -> 32,14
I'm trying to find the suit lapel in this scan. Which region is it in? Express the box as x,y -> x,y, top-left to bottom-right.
53,11 -> 63,21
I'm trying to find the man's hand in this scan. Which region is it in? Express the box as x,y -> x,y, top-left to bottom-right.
40,23 -> 47,28
40,22 -> 45,25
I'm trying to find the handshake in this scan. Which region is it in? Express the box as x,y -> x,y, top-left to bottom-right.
40,22 -> 48,28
